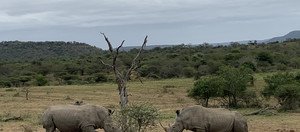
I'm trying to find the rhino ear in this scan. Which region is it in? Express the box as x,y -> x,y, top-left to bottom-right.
108,109 -> 115,116
175,110 -> 180,116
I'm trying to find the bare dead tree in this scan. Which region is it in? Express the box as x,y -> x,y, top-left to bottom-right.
22,87 -> 30,100
100,33 -> 147,109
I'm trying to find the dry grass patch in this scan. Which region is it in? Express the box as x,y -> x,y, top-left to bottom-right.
0,78 -> 299,132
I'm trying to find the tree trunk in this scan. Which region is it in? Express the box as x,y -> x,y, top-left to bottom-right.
204,98 -> 209,107
232,95 -> 237,107
119,86 -> 128,109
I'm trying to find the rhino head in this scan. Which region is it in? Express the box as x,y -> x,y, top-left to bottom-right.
161,110 -> 184,132
98,108 -> 121,132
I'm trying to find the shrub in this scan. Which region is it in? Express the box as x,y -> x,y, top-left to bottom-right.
241,61 -> 257,71
116,103 -> 159,132
239,90 -> 262,108
256,52 -> 273,64
0,80 -> 11,88
218,66 -> 253,107
94,73 -> 108,83
188,76 -> 224,107
35,75 -> 48,86
182,67 -> 195,78
262,72 -> 295,98
263,72 -> 300,110
275,83 -> 300,110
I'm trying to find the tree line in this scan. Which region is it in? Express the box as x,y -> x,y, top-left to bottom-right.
1,39 -> 300,88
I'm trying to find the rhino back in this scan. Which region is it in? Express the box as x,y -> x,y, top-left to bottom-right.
46,105 -> 106,132
178,105 -> 235,131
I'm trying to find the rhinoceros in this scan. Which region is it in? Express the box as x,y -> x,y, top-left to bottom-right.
162,105 -> 248,132
42,104 -> 121,132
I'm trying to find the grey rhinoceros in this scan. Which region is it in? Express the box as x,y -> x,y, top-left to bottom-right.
162,105 -> 248,132
42,104 -> 121,132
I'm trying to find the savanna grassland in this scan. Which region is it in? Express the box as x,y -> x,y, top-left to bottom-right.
0,78 -> 299,132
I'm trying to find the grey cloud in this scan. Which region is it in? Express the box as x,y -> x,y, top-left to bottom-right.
0,0 -> 299,48
1,0 -> 299,28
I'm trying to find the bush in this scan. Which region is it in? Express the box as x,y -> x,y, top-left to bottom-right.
182,67 -> 195,78
256,52 -> 273,64
239,90 -> 262,108
94,73 -> 108,83
241,61 -> 257,71
35,75 -> 48,86
0,80 -> 12,88
275,83 -> 300,110
262,72 -> 295,97
263,72 -> 300,110
116,103 -> 159,132
188,76 -> 224,107
218,66 -> 253,107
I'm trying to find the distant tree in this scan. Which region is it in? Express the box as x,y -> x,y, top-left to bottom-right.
241,61 -> 257,72
19,76 -> 31,86
188,76 -> 224,107
256,52 -> 273,64
218,66 -> 253,107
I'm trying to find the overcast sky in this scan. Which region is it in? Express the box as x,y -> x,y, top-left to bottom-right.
0,0 -> 299,49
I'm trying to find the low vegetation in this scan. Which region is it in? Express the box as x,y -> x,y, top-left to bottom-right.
116,103 -> 159,132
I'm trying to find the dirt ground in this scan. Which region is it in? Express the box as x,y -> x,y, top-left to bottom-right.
0,78 -> 299,132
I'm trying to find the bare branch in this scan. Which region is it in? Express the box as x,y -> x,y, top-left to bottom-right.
116,40 -> 125,53
125,36 -> 148,79
100,32 -> 113,53
99,58 -> 113,68
99,33 -> 147,109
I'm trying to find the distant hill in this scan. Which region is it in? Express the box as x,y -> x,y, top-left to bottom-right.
267,30 -> 300,43
119,45 -> 175,51
1,30 -> 299,61
119,30 -> 300,51
0,41 -> 102,61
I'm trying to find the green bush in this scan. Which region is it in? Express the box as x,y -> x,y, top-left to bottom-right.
116,103 -> 159,132
239,90 -> 262,108
0,80 -> 12,88
188,76 -> 224,107
241,61 -> 257,71
94,73 -> 108,83
218,66 -> 253,107
35,75 -> 48,86
263,72 -> 300,110
262,72 -> 295,97
256,52 -> 273,64
275,83 -> 300,110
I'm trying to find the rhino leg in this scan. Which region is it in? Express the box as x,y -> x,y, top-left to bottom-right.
81,126 -> 96,132
42,114 -> 56,132
45,126 -> 56,132
233,113 -> 248,132
233,121 -> 248,132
